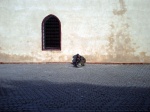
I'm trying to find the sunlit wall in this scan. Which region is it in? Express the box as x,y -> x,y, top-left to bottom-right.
0,0 -> 150,63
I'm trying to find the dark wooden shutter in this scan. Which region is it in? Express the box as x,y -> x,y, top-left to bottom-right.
42,15 -> 61,50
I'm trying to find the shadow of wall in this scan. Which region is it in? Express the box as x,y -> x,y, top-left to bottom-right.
0,80 -> 150,111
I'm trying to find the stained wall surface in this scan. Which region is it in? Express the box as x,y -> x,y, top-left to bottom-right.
0,0 -> 150,63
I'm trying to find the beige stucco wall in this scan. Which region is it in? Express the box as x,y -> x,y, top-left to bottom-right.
0,0 -> 150,63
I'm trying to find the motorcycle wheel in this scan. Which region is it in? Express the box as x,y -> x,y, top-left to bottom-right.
76,62 -> 82,68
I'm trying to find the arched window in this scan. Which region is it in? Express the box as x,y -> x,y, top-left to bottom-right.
42,14 -> 61,50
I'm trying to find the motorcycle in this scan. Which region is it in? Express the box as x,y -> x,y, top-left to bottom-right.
72,54 -> 86,68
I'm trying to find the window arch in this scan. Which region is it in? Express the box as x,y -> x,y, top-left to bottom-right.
42,14 -> 61,50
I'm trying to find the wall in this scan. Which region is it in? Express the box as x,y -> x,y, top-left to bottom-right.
0,0 -> 150,63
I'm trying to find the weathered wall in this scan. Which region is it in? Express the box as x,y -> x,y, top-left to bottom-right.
0,0 -> 150,63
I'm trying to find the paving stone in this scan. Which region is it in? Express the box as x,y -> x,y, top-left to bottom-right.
0,64 -> 150,111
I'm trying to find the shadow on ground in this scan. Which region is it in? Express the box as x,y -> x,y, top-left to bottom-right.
0,80 -> 150,112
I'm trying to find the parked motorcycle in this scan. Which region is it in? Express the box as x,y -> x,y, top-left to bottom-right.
72,54 -> 86,68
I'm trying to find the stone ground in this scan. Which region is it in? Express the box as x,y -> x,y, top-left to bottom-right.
0,63 -> 150,112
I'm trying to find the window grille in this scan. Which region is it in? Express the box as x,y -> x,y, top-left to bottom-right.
42,15 -> 61,50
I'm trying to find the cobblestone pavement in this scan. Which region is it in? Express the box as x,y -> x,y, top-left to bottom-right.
0,63 -> 150,112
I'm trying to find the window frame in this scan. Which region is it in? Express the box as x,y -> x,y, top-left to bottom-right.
42,14 -> 61,50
